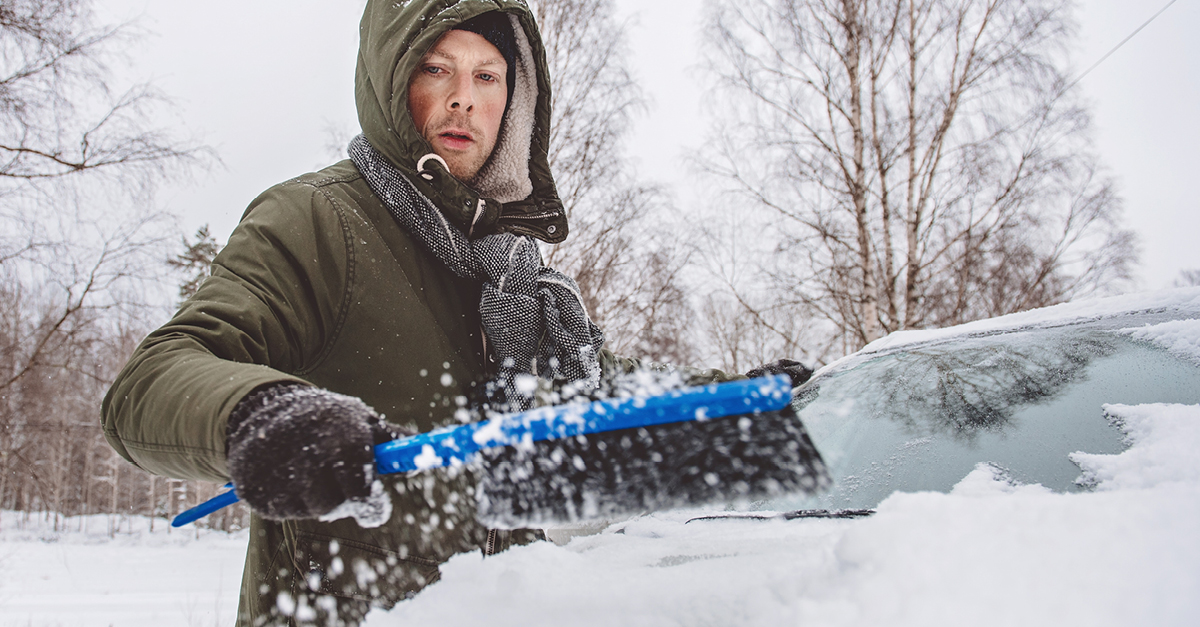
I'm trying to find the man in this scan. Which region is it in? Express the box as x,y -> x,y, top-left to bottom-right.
102,1 -> 807,625
103,2 -> 579,624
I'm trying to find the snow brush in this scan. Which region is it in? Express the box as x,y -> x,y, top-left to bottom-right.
172,374 -> 830,528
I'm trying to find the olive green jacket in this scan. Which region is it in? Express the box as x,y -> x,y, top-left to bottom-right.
106,161 -> 511,624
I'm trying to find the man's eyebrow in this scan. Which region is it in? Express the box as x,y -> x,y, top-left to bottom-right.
424,50 -> 506,67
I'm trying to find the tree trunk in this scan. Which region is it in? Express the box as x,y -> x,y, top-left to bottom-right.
842,0 -> 882,346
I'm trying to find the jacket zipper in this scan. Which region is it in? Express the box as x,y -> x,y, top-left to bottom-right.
502,212 -> 558,221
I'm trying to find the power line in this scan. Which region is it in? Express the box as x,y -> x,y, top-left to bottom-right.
1065,0 -> 1180,92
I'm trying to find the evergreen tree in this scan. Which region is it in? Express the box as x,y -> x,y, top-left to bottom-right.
167,225 -> 222,304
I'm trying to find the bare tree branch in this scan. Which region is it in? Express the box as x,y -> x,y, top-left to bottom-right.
0,0 -> 216,522
533,0 -> 699,364
696,0 -> 1135,361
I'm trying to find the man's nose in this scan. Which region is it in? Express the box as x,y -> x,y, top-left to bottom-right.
448,74 -> 474,113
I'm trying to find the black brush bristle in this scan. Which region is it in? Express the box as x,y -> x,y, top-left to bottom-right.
475,406 -> 830,528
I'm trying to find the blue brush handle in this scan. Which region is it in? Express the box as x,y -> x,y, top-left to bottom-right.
375,374 -> 793,472
172,374 -> 792,527
171,484 -> 240,527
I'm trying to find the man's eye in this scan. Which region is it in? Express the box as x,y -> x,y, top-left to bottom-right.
424,66 -> 445,75
478,73 -> 496,83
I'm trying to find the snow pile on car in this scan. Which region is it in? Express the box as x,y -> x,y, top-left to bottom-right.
1125,318 -> 1200,365
845,286 -> 1200,358
367,401 -> 1200,626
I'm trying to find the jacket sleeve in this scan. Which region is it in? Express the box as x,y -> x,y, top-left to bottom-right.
101,182 -> 351,483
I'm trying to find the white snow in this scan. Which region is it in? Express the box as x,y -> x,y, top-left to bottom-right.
319,479 -> 394,529
1073,403 -> 1200,490
1124,318 -> 1200,365
411,443 -> 444,470
0,514 -> 247,626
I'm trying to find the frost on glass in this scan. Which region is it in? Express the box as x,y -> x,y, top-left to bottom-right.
779,323 -> 1200,511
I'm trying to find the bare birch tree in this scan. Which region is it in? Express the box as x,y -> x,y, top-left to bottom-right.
532,0 -> 698,365
698,0 -> 1136,358
0,0 -> 212,524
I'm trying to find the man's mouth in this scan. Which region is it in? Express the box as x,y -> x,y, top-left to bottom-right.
438,129 -> 475,149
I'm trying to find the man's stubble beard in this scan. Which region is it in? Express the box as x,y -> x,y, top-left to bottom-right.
425,113 -> 497,182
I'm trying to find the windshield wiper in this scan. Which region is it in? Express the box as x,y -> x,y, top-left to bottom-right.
686,509 -> 874,523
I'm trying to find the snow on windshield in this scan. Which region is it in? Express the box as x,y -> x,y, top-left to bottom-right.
1125,318 -> 1200,365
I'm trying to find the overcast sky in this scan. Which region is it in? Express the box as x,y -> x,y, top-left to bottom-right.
98,0 -> 1198,291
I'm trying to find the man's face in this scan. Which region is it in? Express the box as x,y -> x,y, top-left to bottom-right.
408,29 -> 508,182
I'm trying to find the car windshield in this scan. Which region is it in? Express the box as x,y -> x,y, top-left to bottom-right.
773,308 -> 1200,511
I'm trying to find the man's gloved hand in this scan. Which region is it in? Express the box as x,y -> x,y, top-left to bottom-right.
226,383 -> 408,522
745,358 -> 814,388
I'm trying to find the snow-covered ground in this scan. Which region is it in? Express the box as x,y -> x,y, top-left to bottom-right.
0,515 -> 247,626
4,289 -> 1199,626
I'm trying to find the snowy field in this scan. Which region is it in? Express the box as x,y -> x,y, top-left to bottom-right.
0,515 -> 247,626
4,289 -> 1199,626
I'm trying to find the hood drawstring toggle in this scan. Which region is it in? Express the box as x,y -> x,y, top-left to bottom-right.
417,153 -> 450,181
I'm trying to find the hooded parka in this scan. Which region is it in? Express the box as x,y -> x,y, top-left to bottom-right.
101,1 -> 644,624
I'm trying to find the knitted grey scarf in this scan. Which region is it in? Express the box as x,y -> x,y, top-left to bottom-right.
349,135 -> 604,411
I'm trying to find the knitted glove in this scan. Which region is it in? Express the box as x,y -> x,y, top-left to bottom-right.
745,358 -> 814,388
226,383 -> 407,522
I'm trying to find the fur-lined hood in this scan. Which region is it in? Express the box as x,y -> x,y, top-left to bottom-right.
356,0 -> 568,243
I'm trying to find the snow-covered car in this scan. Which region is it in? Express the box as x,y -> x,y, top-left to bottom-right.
366,288 -> 1200,626
777,288 -> 1200,512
